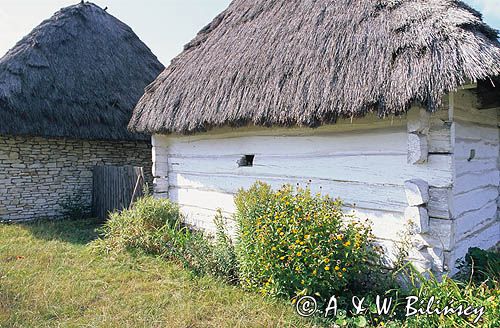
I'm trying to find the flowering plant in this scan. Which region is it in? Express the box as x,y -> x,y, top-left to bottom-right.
235,182 -> 379,300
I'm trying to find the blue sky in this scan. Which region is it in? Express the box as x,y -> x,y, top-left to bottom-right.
0,0 -> 498,65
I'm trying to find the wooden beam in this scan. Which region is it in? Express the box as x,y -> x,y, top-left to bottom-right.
408,133 -> 428,164
405,206 -> 430,234
404,179 -> 429,206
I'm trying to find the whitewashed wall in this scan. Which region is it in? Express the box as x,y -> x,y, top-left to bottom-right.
447,94 -> 500,270
152,111 -> 460,271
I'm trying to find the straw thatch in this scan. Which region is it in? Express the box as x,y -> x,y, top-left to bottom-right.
0,2 -> 164,140
129,0 -> 500,135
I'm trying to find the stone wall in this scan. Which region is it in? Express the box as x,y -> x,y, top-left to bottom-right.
0,135 -> 152,221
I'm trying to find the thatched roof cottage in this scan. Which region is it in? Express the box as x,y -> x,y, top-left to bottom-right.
0,2 -> 164,221
129,0 -> 500,273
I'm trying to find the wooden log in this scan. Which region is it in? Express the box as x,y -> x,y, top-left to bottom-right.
407,107 -> 431,134
408,133 -> 428,164
404,206 -> 430,234
428,187 -> 452,219
428,120 -> 454,154
404,179 -> 429,206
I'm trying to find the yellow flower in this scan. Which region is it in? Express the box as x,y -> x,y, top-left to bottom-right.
324,258 -> 330,264
342,268 -> 346,272
280,256 -> 285,260
344,241 -> 351,247
297,252 -> 302,257
312,270 -> 317,276
325,266 -> 330,271
271,246 -> 277,251
335,266 -> 340,271
279,232 -> 284,236
304,234 -> 310,239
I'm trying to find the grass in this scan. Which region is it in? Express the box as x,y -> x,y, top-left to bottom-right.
0,218 -> 312,327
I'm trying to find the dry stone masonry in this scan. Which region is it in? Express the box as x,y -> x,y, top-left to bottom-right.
0,136 -> 152,221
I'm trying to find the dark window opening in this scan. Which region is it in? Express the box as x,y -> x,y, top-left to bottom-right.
238,155 -> 255,167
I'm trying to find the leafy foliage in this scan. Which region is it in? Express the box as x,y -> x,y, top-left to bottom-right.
456,247 -> 500,285
401,266 -> 499,328
94,196 -> 237,283
94,195 -> 181,255
234,182 -> 381,300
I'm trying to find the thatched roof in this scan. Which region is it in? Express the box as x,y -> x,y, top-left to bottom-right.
0,2 -> 164,140
129,0 -> 500,135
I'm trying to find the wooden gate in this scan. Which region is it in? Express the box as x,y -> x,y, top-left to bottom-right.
92,165 -> 144,221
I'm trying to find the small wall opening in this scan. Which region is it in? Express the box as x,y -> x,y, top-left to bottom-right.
238,155 -> 255,167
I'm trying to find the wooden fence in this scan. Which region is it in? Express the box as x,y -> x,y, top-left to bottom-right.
92,165 -> 144,221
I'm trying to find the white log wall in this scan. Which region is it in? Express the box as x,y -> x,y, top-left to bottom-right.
448,93 -> 500,270
151,98 -> 499,273
152,112 -> 459,269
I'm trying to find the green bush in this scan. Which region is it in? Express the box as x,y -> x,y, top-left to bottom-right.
173,210 -> 238,283
211,210 -> 239,282
402,267 -> 499,328
456,247 -> 500,285
234,182 -> 380,300
94,196 -> 238,283
95,195 -> 182,255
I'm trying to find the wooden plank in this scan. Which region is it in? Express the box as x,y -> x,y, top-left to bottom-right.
404,179 -> 429,206
452,186 -> 498,219
404,206 -> 430,233
428,120 -> 454,153
152,113 -> 407,145
427,218 -> 454,251
455,159 -> 497,177
428,187 -> 451,219
168,173 -> 408,213
454,139 -> 499,161
453,170 -> 499,196
454,122 -> 499,142
407,133 -> 428,164
165,154 -> 453,187
452,221 -> 500,268
453,91 -> 498,126
163,128 -> 407,157
92,165 -> 144,221
454,200 -> 498,240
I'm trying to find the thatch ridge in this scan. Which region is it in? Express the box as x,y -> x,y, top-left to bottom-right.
129,0 -> 500,135
0,1 -> 164,140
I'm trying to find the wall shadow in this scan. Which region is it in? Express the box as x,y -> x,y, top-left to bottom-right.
18,217 -> 102,245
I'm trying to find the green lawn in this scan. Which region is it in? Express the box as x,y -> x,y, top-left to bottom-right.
0,219 -> 312,327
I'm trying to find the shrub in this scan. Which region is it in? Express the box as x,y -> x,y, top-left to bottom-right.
173,210 -> 238,283
94,196 -> 238,283
234,182 -> 380,300
211,210 -> 239,282
95,195 -> 182,255
402,267 -> 499,328
456,247 -> 500,285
